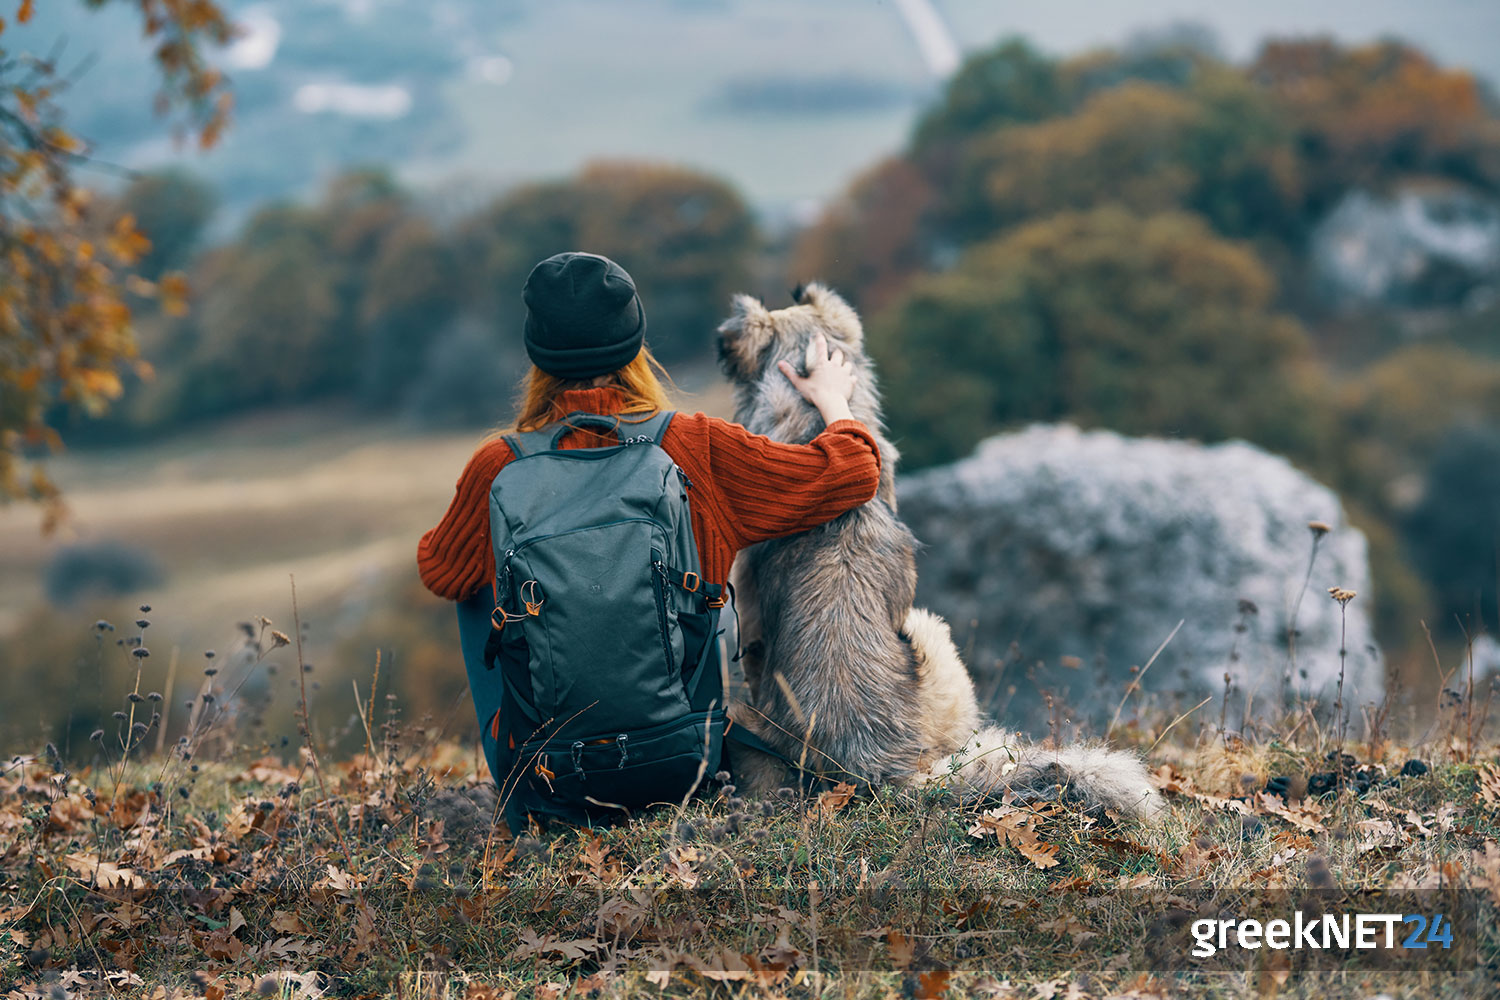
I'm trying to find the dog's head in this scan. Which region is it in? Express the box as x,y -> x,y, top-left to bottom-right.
716,283 -> 888,446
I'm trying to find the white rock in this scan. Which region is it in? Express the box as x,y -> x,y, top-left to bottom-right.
897,424 -> 1381,728
1310,182 -> 1500,310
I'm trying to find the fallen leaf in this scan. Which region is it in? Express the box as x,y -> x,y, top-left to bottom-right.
917,970 -> 953,998
1016,839 -> 1061,870
64,853 -> 146,890
808,781 -> 857,821
1476,763 -> 1500,810
888,929 -> 914,970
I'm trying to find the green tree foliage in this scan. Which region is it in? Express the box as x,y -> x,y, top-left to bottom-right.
911,38 -> 1067,152
93,161 -> 755,435
112,170 -> 467,427
1404,425 -> 1500,634
870,208 -> 1327,469
1334,345 -> 1500,512
937,71 -> 1305,247
357,216 -> 461,406
457,161 -> 756,364
117,170 -> 217,279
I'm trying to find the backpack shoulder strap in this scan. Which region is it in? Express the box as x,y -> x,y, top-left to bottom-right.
503,411 -> 676,457
501,427 -> 552,459
631,410 -> 674,446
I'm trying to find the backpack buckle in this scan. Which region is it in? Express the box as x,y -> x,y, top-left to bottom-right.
490,607 -> 507,631
681,571 -> 700,593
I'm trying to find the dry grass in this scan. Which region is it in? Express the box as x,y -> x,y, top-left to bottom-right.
2,708 -> 1497,998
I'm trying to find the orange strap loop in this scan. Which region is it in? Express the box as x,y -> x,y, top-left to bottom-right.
521,579 -> 544,616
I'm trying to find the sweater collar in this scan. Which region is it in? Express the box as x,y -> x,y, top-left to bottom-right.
551,386 -> 626,416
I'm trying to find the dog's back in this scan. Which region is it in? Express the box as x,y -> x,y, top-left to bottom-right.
717,284 -> 1162,819
741,498 -> 932,782
717,284 -> 941,783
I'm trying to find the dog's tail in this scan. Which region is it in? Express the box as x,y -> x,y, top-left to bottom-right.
919,726 -> 1165,820
902,608 -> 1164,821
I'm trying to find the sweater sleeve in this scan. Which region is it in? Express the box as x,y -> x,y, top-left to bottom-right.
686,415 -> 882,550
417,439 -> 514,601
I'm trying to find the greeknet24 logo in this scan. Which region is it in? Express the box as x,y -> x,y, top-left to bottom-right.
1190,912 -> 1454,958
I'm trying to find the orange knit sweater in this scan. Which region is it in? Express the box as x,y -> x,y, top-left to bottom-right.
417,386 -> 883,601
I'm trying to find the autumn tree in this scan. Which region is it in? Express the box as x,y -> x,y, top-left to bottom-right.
789,157 -> 937,315
869,207 -> 1329,469
457,161 -> 757,364
1250,39 -> 1500,213
0,0 -> 232,525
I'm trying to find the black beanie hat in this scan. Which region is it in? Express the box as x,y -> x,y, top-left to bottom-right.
522,252 -> 647,379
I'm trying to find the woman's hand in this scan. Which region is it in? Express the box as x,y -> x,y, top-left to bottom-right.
778,332 -> 857,425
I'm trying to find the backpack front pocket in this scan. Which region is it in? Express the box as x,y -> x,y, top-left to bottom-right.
518,709 -> 726,814
509,518 -> 689,737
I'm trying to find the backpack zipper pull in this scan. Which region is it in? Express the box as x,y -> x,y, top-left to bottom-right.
616,733 -> 629,768
571,741 -> 585,776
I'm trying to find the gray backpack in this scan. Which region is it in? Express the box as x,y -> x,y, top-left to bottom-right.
482,411 -> 727,825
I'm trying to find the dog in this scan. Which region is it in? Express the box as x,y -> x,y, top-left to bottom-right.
716,283 -> 1163,820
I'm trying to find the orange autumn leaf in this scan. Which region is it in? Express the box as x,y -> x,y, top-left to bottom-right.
807,781 -> 857,821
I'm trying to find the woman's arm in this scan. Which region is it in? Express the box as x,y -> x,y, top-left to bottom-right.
417,439 -> 514,600
678,334 -> 881,549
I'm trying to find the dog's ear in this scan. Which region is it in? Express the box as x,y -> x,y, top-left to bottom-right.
795,282 -> 863,347
717,293 -> 776,383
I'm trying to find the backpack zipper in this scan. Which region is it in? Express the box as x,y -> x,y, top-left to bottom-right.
651,560 -> 674,672
518,708 -> 725,754
510,517 -> 661,556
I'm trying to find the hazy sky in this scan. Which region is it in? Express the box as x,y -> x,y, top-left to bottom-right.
942,0 -> 1500,84
415,0 -> 1500,214
30,0 -> 1500,217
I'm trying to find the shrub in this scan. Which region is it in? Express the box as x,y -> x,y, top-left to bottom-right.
404,319 -> 520,429
1404,424 -> 1500,635
869,207 -> 1330,469
44,541 -> 165,606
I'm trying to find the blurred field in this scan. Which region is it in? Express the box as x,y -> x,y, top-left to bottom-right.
0,372 -> 737,726
1,408 -> 473,640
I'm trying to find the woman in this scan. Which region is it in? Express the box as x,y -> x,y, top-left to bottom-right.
416,251 -> 880,804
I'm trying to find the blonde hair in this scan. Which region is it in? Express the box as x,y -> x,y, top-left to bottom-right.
509,345 -> 675,433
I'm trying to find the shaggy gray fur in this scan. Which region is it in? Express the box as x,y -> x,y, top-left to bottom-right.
717,284 -> 1163,820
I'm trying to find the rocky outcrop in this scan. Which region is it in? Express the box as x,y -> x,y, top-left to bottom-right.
897,424 -> 1380,730
1310,181 -> 1500,311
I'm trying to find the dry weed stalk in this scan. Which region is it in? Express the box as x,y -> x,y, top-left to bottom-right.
1282,521 -> 1330,708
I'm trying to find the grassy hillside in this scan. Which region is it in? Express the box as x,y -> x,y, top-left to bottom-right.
0,375 -> 737,752
3,721 -> 1496,996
